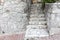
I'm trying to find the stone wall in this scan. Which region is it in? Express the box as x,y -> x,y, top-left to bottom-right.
0,0 -> 28,35
45,3 -> 60,35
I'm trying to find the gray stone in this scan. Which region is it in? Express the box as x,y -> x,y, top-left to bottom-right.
49,28 -> 60,35
0,1 -> 28,34
3,1 -> 27,13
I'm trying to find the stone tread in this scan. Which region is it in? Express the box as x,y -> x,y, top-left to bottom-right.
30,17 -> 46,21
29,21 -> 47,25
27,25 -> 47,29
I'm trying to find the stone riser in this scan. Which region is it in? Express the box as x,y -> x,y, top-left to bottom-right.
27,25 -> 47,29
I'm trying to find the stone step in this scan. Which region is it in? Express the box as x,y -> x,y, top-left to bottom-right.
30,10 -> 42,13
27,25 -> 39,29
31,6 -> 37,9
31,3 -> 42,6
31,7 -> 37,10
25,29 -> 49,38
30,18 -> 46,21
31,5 -> 42,10
30,15 -> 44,18
30,16 -> 44,18
30,14 -> 44,17
27,25 -> 47,29
31,4 -> 42,8
30,10 -> 38,14
29,21 -> 47,25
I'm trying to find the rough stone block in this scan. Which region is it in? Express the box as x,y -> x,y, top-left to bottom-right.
49,28 -> 60,35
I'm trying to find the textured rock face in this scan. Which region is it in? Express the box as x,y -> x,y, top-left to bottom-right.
46,3 -> 60,35
50,3 -> 60,28
0,0 -> 28,34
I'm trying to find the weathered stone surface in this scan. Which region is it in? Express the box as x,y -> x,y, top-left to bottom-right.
25,29 -> 49,38
49,28 -> 60,35
46,3 -> 60,35
0,0 -> 28,34
47,3 -> 60,28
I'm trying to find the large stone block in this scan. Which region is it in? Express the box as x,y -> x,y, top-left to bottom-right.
25,29 -> 49,38
0,1 -> 28,34
0,13 -> 28,34
47,3 -> 60,28
49,28 -> 60,35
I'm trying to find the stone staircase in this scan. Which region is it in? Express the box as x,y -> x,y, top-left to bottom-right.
28,5 -> 47,29
25,3 -> 49,39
